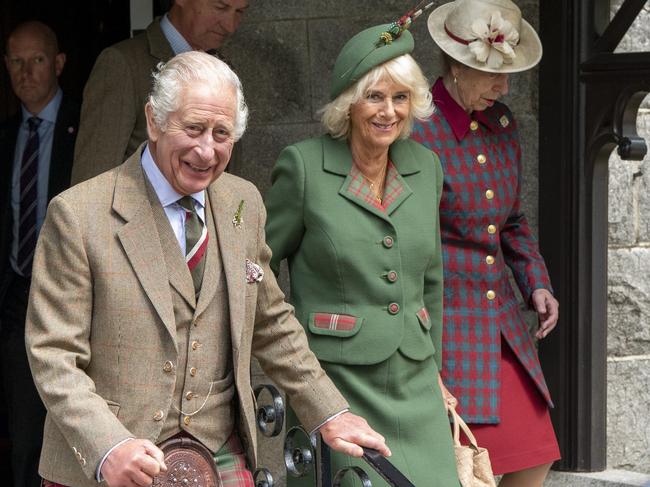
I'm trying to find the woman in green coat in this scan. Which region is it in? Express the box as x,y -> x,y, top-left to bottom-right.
264,20 -> 461,487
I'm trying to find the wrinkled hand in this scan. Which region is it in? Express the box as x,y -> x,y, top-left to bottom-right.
532,288 -> 559,339
437,373 -> 458,410
319,412 -> 391,458
101,439 -> 167,487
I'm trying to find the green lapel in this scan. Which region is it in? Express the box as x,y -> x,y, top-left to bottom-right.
322,135 -> 419,219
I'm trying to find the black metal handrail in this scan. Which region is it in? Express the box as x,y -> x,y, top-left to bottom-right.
253,384 -> 415,487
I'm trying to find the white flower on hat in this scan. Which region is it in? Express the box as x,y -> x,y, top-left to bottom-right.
468,11 -> 519,69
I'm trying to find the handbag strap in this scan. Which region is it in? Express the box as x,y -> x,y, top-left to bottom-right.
450,407 -> 480,450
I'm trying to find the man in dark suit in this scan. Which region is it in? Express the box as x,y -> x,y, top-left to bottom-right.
71,0 -> 249,184
0,20 -> 79,487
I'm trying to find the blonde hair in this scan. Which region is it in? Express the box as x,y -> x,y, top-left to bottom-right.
320,54 -> 433,140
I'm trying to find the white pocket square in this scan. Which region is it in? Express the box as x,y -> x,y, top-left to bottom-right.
245,259 -> 264,283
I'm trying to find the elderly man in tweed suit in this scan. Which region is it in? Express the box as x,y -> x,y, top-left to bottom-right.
26,51 -> 389,487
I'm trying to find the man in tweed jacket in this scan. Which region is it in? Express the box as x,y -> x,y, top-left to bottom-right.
71,0 -> 249,184
26,51 -> 388,487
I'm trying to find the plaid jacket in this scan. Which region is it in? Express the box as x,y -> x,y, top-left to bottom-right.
412,79 -> 553,423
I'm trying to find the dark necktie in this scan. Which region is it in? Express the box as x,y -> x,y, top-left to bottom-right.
17,116 -> 42,277
178,196 -> 208,293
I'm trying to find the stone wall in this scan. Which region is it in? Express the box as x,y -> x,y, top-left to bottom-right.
607,0 -> 650,475
220,1 -> 541,483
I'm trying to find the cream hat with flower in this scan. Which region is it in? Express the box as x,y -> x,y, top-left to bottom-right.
427,0 -> 542,73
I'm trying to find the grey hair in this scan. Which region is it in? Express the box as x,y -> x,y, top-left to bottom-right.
320,54 -> 433,140
148,51 -> 248,141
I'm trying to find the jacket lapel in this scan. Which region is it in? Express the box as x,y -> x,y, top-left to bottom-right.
323,136 -> 419,220
208,178 -> 245,351
114,148 -> 177,346
144,180 -> 196,308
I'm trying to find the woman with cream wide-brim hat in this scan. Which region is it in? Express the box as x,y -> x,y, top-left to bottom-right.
412,1 -> 560,486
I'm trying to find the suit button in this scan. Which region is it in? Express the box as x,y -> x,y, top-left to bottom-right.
386,271 -> 398,282
477,154 -> 487,164
486,255 -> 495,265
486,290 -> 496,300
153,410 -> 164,421
470,120 -> 479,131
383,236 -> 394,248
487,224 -> 497,234
190,367 -> 198,377
183,415 -> 191,426
163,361 -> 174,373
191,340 -> 201,350
485,189 -> 494,200
388,303 -> 400,315
192,320 -> 198,327
185,391 -> 195,400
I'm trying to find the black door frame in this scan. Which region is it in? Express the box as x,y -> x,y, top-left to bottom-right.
538,0 -> 650,471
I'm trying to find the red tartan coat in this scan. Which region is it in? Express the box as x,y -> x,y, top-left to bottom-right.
412,79 -> 554,423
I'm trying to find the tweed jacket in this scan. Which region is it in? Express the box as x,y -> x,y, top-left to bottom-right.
71,18 -> 173,184
412,79 -> 553,423
25,148 -> 347,487
265,135 -> 445,370
0,96 -> 79,300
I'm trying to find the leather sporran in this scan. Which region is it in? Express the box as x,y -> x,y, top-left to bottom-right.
450,408 -> 496,487
153,436 -> 222,487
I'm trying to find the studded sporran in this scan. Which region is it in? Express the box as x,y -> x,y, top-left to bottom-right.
450,408 -> 496,487
153,435 -> 221,487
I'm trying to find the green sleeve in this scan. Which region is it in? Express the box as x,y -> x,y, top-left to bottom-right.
423,152 -> 445,371
264,144 -> 307,277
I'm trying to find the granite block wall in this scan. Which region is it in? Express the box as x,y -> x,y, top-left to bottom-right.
607,0 -> 650,474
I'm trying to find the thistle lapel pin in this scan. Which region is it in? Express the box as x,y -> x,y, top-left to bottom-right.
232,200 -> 245,228
499,115 -> 510,128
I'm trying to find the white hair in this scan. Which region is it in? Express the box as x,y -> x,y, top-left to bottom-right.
320,54 -> 433,140
148,51 -> 248,141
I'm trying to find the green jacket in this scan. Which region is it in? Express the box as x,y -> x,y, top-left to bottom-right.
264,134 -> 444,369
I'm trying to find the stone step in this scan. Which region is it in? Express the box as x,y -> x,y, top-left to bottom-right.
544,469 -> 650,486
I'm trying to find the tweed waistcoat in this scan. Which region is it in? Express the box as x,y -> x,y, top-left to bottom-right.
412,79 -> 553,423
147,186 -> 235,452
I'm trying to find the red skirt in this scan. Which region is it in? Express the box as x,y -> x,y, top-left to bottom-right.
463,336 -> 561,474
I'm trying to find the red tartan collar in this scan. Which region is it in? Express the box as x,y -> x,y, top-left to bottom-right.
431,78 -> 498,141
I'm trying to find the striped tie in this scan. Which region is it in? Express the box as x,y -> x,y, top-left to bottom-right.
17,116 -> 42,277
178,196 -> 208,293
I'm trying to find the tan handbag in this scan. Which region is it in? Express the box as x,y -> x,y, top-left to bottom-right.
450,408 -> 497,487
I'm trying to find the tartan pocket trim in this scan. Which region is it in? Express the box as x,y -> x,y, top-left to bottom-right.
308,312 -> 363,337
416,307 -> 432,330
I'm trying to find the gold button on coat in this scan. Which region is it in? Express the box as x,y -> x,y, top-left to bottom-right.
486,255 -> 495,265
485,189 -> 494,200
163,361 -> 173,372
185,391 -> 195,400
183,416 -> 191,426
191,340 -> 200,350
153,410 -> 164,421
470,120 -> 479,131
190,367 -> 197,377
477,154 -> 486,164
486,290 -> 496,300
487,224 -> 497,234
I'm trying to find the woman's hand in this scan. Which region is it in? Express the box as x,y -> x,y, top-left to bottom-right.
437,373 -> 457,410
532,288 -> 559,339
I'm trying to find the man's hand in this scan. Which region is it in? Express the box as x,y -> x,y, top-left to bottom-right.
532,288 -> 559,339
319,411 -> 391,459
101,439 -> 167,487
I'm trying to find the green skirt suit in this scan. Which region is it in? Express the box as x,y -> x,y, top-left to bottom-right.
264,134 -> 460,487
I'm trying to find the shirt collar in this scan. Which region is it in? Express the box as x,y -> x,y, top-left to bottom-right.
160,13 -> 193,55
141,143 -> 205,209
431,78 -> 498,141
21,88 -> 62,125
